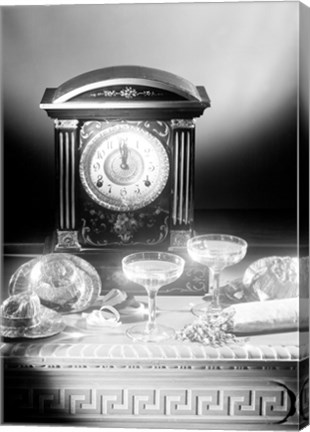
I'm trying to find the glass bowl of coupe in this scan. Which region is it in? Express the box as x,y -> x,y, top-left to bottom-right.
187,234 -> 248,319
122,251 -> 185,343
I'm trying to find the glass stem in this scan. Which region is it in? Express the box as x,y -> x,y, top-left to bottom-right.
146,288 -> 158,333
210,270 -> 221,310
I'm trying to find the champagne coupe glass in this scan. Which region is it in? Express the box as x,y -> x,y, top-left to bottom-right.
187,234 -> 248,318
122,251 -> 185,342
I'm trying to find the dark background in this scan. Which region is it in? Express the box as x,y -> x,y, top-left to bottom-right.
2,2 -> 298,244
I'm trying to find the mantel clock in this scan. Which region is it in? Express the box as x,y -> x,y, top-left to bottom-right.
40,66 -> 210,252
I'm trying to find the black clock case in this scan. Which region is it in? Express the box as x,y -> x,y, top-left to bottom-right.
41,66 -> 210,294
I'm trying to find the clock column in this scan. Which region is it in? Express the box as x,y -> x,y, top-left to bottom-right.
170,119 -> 196,250
54,119 -> 81,251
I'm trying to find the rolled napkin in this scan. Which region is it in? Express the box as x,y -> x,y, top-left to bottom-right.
219,298 -> 308,334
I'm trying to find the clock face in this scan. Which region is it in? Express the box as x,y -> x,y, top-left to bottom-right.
79,124 -> 170,211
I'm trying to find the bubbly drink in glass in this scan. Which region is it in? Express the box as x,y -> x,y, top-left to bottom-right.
122,251 -> 185,342
187,234 -> 247,318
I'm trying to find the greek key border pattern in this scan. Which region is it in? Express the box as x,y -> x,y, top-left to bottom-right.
7,386 -> 292,422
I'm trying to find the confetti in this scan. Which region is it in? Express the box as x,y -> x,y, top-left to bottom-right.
176,311 -> 245,347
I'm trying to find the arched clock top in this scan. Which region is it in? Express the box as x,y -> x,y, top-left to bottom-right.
53,66 -> 205,103
40,65 -> 210,119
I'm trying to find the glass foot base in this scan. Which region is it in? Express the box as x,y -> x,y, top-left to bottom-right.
126,323 -> 175,343
191,297 -> 222,319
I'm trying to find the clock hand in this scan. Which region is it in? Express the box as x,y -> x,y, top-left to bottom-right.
144,175 -> 151,187
119,140 -> 129,170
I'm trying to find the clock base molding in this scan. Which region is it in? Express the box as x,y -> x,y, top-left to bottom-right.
52,228 -> 194,253
55,230 -> 82,251
169,229 -> 193,251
